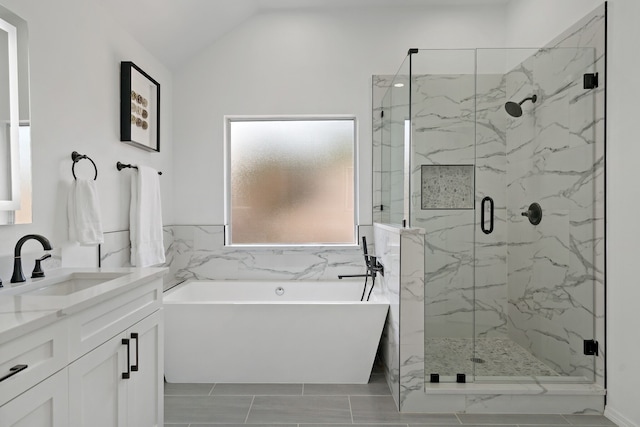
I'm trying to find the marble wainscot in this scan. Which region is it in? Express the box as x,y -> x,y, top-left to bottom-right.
99,226 -> 375,286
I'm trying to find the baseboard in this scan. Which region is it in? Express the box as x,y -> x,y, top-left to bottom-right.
605,406 -> 639,427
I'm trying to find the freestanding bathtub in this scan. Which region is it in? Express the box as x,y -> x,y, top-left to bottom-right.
163,280 -> 389,383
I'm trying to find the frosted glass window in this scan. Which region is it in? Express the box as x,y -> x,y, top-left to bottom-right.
228,118 -> 355,245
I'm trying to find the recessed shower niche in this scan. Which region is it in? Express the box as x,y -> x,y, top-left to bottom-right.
372,2 -> 606,414
420,165 -> 474,210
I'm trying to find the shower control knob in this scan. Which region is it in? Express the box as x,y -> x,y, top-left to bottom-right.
521,202 -> 542,225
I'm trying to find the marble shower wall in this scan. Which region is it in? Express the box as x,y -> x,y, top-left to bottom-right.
504,5 -> 606,382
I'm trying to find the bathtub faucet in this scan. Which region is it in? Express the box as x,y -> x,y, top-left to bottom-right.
368,256 -> 384,278
338,256 -> 384,279
338,237 -> 384,301
338,237 -> 384,280
337,256 -> 384,279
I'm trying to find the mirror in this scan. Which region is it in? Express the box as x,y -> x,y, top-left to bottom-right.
0,4 -> 30,224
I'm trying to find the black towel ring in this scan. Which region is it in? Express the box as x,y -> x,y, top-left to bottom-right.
71,151 -> 98,180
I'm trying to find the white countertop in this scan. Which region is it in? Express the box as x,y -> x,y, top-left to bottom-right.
0,267 -> 167,344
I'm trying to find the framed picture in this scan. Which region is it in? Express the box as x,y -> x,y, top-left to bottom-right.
120,61 -> 160,152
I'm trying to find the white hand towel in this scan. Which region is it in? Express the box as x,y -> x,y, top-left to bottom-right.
130,166 -> 165,267
67,179 -> 104,246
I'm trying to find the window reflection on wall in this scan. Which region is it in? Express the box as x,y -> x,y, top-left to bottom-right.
227,118 -> 356,245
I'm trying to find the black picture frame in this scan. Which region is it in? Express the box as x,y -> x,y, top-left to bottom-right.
120,61 -> 160,152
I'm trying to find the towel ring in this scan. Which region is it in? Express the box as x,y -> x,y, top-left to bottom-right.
71,151 -> 98,180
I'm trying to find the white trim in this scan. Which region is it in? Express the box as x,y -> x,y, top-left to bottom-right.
0,17 -> 20,210
224,114 -> 357,122
223,117 -> 231,244
604,406 -> 639,427
223,115 -> 358,247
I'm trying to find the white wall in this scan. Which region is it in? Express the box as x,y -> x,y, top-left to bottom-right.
0,0 -> 173,277
172,5 -> 507,226
602,1 -> 640,425
507,1 -> 639,425
505,0 -> 602,48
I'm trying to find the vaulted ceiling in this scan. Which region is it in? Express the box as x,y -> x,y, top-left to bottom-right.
96,0 -> 508,70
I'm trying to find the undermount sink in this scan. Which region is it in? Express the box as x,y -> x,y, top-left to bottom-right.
2,272 -> 129,297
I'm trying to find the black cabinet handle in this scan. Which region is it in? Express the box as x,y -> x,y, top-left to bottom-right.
122,338 -> 131,379
0,364 -> 28,382
131,333 -> 139,372
481,196 -> 494,235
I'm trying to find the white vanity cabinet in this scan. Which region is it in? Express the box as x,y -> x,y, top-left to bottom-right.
0,270 -> 165,427
127,310 -> 164,427
0,368 -> 69,426
0,319 -> 69,426
68,310 -> 163,427
0,319 -> 68,406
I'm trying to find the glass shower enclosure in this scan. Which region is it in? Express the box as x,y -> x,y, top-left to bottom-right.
375,47 -> 603,384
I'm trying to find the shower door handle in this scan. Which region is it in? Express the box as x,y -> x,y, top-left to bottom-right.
481,196 -> 494,235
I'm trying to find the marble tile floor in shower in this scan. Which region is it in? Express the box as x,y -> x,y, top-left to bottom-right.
425,337 -> 559,377
164,372 -> 616,427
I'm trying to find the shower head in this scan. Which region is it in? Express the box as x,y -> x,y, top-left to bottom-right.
505,94 -> 538,117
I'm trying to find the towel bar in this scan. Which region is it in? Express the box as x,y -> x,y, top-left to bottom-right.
116,161 -> 162,175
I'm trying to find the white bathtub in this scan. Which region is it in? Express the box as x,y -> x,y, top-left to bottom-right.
163,280 -> 389,384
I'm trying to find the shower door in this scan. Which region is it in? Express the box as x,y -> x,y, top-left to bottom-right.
410,49 -> 478,383
379,59 -> 410,226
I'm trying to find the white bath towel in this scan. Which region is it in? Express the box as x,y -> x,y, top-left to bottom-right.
68,179 -> 104,246
130,166 -> 165,267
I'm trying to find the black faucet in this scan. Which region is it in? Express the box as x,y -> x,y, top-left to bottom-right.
338,237 -> 384,301
338,236 -> 384,280
11,234 -> 53,283
32,254 -> 52,278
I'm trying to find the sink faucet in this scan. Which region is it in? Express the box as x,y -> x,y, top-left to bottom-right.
11,234 -> 53,283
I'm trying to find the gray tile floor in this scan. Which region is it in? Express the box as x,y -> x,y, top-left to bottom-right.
164,373 -> 617,427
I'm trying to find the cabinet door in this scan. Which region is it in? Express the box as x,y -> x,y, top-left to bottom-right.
0,368 -> 69,427
68,332 -> 128,427
0,318 -> 68,406
127,309 -> 164,427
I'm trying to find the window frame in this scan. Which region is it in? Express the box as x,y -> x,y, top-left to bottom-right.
224,115 -> 359,247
